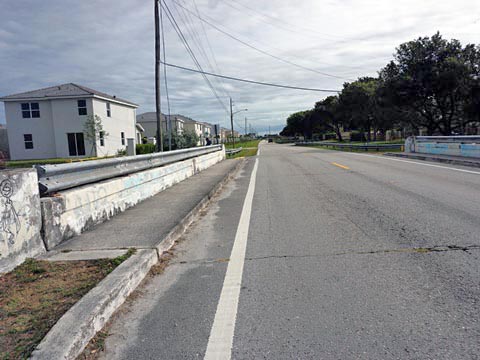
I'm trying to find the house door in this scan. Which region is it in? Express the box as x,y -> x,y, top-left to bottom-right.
67,133 -> 86,156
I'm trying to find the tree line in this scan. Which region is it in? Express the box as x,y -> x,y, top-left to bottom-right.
281,33 -> 480,141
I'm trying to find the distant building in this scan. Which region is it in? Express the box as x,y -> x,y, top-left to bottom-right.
137,112 -> 215,146
136,112 -> 185,138
0,83 -> 138,160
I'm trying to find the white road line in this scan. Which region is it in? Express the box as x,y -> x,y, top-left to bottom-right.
204,158 -> 259,360
343,152 -> 480,175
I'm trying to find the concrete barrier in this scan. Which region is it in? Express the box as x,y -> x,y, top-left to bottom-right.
41,148 -> 225,250
0,169 -> 46,273
405,136 -> 480,158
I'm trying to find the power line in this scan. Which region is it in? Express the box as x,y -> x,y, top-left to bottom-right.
171,0 -> 353,81
160,61 -> 340,92
221,0 -> 341,41
190,0 -> 232,98
160,0 -> 172,150
172,0 -> 231,99
161,0 -> 229,114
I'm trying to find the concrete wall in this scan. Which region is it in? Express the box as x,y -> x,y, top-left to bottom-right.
411,141 -> 480,158
0,169 -> 45,273
41,148 -> 226,250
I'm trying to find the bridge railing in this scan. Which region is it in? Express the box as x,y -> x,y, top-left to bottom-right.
35,145 -> 223,195
225,147 -> 243,155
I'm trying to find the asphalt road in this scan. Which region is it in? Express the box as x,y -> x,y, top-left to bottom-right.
100,143 -> 480,360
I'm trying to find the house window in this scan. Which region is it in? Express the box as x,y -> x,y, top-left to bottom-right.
106,103 -> 111,117
121,132 -> 125,145
24,134 -> 34,149
99,131 -> 105,146
77,100 -> 87,116
67,133 -> 86,156
21,103 -> 40,118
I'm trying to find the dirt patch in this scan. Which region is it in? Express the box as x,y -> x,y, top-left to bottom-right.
0,251 -> 134,359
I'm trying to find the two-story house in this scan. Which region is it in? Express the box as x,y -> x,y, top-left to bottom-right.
0,83 -> 138,160
136,112 -> 185,140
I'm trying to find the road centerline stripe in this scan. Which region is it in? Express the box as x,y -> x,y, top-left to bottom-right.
204,158 -> 259,360
331,162 -> 350,170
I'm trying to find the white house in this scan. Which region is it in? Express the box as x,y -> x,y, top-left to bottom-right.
0,83 -> 138,160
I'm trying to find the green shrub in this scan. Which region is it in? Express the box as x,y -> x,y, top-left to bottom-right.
136,143 -> 156,154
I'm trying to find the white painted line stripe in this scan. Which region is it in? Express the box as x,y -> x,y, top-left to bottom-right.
204,158 -> 259,360
344,152 -> 480,175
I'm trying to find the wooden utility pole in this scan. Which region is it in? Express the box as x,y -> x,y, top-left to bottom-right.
154,0 -> 163,152
230,97 -> 235,148
245,117 -> 247,137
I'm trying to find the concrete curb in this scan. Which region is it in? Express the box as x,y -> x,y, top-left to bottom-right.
30,249 -> 157,360
30,158 -> 246,360
384,152 -> 480,168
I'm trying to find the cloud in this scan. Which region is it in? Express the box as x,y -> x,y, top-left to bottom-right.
0,0 -> 479,134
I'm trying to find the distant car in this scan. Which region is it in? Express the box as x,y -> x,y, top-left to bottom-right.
268,138 -> 273,143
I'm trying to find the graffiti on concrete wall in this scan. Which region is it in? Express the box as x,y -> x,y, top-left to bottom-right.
0,179 -> 21,245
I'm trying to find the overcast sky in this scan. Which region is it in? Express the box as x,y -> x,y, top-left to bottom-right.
0,0 -> 479,134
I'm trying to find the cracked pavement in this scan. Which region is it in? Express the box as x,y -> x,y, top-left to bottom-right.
99,144 -> 480,360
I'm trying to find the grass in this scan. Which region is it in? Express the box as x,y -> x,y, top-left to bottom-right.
0,250 -> 135,360
224,139 -> 261,150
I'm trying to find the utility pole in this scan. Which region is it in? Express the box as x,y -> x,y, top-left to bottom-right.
245,117 -> 247,137
154,0 -> 163,152
230,97 -> 235,148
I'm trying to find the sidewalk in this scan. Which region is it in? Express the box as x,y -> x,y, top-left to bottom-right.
43,158 -> 243,259
384,152 -> 480,168
31,158 -> 245,360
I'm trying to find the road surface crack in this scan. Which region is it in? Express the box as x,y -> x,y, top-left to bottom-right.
244,244 -> 480,262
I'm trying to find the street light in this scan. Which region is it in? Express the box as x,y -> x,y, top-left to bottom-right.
229,97 -> 247,148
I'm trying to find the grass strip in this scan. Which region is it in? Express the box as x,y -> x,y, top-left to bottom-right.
0,249 -> 135,359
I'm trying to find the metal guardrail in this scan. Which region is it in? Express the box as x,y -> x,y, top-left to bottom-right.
35,145 -> 223,195
225,147 -> 243,155
296,141 -> 403,151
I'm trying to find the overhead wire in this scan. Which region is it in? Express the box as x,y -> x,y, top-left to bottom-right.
160,0 -> 173,149
160,0 -> 229,114
160,61 -> 340,92
171,0 -> 354,81
190,0 -> 232,98
172,0 -> 231,99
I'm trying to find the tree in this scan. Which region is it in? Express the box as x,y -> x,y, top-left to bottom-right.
314,96 -> 344,141
280,111 -> 308,137
83,115 -> 108,156
338,77 -> 380,141
379,33 -> 480,135
182,130 -> 199,148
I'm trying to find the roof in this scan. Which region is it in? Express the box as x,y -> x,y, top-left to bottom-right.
0,83 -> 138,107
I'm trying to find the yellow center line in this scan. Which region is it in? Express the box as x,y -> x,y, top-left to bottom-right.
331,162 -> 350,170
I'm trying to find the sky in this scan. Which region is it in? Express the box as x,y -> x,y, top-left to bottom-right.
0,0 -> 479,134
